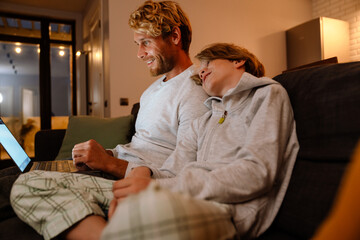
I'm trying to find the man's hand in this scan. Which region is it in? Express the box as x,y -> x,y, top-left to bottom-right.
72,139 -> 112,171
72,140 -> 128,178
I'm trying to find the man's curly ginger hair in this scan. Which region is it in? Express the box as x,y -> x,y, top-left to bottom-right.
128,0 -> 192,54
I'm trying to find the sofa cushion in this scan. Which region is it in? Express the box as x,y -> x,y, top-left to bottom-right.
273,62 -> 360,161
55,115 -> 134,160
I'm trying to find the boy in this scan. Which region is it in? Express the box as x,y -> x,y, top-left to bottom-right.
103,43 -> 300,239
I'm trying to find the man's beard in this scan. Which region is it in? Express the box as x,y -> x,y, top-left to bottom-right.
149,54 -> 176,77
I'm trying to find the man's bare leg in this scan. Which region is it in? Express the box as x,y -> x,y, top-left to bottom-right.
64,215 -> 106,240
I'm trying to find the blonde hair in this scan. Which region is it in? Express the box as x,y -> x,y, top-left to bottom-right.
129,0 -> 192,53
192,43 -> 265,85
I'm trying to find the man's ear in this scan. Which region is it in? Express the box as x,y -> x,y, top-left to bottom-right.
171,27 -> 181,46
234,60 -> 246,69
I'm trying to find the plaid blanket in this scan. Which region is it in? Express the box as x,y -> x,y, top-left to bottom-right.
102,182 -> 236,240
10,170 -> 114,240
11,171 -> 236,239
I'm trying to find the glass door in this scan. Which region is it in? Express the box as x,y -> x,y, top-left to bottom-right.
0,13 -> 76,160
0,41 -> 40,159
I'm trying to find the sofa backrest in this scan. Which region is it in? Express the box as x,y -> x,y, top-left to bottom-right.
266,62 -> 360,238
275,62 -> 360,161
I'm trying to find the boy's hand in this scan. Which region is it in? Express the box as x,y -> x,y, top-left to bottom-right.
112,166 -> 152,199
108,198 -> 118,219
128,166 -> 152,178
109,166 -> 152,218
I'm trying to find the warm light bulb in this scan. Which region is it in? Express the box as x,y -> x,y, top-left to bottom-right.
15,47 -> 22,54
59,50 -> 65,56
76,51 -> 81,56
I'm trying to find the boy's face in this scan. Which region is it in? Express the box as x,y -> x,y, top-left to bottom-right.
199,59 -> 240,97
134,32 -> 176,77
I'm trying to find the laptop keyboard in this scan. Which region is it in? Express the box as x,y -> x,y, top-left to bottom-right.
32,160 -> 77,172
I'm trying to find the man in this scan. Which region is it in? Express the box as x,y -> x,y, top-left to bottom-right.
10,1 -> 208,240
71,0 -> 208,179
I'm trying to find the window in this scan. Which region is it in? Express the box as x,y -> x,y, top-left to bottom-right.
0,12 -> 76,159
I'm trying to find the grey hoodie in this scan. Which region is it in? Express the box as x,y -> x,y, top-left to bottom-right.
152,72 -> 299,238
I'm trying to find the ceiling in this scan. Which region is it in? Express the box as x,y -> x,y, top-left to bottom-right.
0,0 -> 89,13
0,16 -> 73,77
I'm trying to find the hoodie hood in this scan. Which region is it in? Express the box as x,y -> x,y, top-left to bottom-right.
204,72 -> 279,110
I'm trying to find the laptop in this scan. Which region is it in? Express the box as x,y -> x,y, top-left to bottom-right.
0,118 -> 77,173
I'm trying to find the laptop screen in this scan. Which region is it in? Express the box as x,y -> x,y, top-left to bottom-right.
0,118 -> 31,172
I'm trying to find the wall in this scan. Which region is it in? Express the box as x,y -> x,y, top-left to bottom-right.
82,0 -> 112,117
107,0 -> 313,117
312,0 -> 360,62
81,0 -> 101,116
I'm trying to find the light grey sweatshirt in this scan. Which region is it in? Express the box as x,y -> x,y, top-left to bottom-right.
152,72 -> 299,239
111,66 -> 209,175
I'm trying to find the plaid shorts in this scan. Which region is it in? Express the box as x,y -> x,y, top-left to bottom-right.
10,170 -> 114,240
101,182 -> 236,240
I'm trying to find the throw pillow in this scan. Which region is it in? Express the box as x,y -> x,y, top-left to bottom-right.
55,115 -> 134,160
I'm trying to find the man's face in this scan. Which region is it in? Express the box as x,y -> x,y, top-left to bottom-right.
134,32 -> 176,77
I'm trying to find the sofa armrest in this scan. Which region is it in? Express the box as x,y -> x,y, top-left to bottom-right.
34,129 -> 66,161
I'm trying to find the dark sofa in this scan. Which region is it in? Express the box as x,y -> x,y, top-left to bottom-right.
1,62 -> 359,239
259,61 -> 360,239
